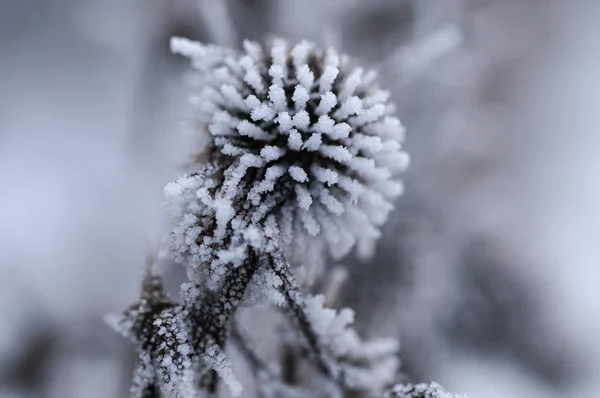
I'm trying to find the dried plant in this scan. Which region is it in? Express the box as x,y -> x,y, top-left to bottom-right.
109,37 -> 461,398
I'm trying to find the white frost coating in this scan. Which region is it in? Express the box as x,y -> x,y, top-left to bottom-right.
319,190 -> 344,215
319,66 -> 339,93
292,86 -> 309,109
221,84 -> 248,111
245,94 -> 262,110
334,96 -> 363,119
316,92 -> 337,115
351,103 -> 386,126
312,166 -> 338,186
276,112 -> 294,132
269,64 -> 285,87
251,103 -> 276,121
260,145 -> 285,161
294,185 -> 312,209
269,85 -> 287,111
296,64 -> 315,89
292,110 -> 310,130
213,198 -> 235,238
289,166 -> 308,183
288,129 -> 303,151
314,115 -> 335,134
303,133 -> 322,151
320,145 -> 352,163
237,120 -> 270,140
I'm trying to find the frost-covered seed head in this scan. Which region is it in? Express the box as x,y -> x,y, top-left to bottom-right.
170,37 -> 409,261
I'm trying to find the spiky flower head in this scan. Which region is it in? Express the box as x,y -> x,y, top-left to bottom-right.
169,37 -> 408,271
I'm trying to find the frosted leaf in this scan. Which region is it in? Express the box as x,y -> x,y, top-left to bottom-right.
221,143 -> 244,156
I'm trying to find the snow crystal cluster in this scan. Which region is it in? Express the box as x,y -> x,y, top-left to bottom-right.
168,36 -> 409,267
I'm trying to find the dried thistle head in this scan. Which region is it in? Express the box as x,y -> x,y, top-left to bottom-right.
168,37 -> 408,270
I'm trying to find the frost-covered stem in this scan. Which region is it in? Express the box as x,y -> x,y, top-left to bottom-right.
198,250 -> 260,344
268,253 -> 345,387
195,249 -> 261,393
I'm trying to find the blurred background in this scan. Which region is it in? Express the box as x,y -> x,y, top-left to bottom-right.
1,0 -> 600,397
